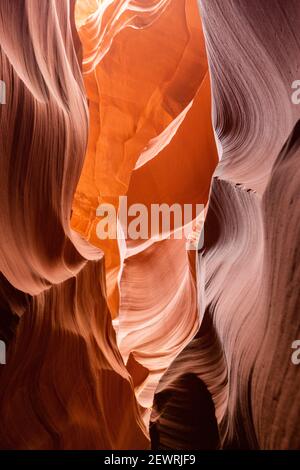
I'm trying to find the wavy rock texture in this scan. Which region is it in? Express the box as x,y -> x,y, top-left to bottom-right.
0,0 -> 147,449
151,0 -> 300,450
1,0 -> 299,451
72,0 -> 218,412
0,0 -> 217,449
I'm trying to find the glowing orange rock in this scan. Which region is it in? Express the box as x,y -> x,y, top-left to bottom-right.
72,0 -> 218,407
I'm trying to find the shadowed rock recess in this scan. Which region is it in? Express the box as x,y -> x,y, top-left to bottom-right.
0,0 -> 299,450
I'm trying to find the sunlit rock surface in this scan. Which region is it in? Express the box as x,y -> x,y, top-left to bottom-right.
0,0 -> 299,450
151,0 -> 300,450
72,0 -> 217,411
0,0 -> 147,449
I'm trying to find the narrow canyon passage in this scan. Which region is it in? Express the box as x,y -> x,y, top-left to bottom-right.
0,0 -> 299,451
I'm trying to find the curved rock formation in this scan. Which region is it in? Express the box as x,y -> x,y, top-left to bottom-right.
151,0 -> 300,450
72,0 -> 217,411
0,0 -> 147,450
0,0 -> 299,451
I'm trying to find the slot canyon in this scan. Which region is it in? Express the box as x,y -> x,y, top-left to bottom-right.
0,0 -> 299,451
